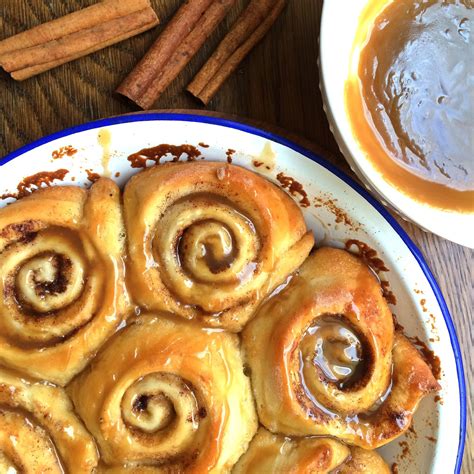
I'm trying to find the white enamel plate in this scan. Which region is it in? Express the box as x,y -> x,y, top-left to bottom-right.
0,113 -> 466,473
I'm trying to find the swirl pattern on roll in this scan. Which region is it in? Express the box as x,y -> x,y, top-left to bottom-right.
0,179 -> 128,385
242,247 -> 440,448
68,313 -> 257,472
123,162 -> 314,331
0,367 -> 98,473
234,427 -> 390,473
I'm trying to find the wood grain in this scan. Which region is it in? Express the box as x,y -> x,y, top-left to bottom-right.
0,1 -> 472,472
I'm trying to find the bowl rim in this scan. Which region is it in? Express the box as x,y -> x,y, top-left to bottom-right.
0,111 -> 466,471
318,0 -> 474,249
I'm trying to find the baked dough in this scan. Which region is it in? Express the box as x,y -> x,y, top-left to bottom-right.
0,367 -> 98,473
243,247 -> 439,448
123,162 -> 314,331
69,313 -> 258,472
233,427 -> 390,473
0,179 -> 128,385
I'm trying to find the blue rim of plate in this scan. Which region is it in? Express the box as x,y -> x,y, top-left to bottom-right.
0,112 -> 466,471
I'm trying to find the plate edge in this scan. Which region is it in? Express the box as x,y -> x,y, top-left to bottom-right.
0,111 -> 466,472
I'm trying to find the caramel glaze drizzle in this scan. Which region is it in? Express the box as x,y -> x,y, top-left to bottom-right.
276,173 -> 310,208
282,262 -> 397,430
301,315 -> 371,395
297,337 -> 392,427
66,312 -> 253,472
345,239 -> 388,272
0,169 -> 69,201
408,336 -> 442,381
296,313 -> 379,425
296,324 -> 434,442
85,169 -> 100,183
226,149 -> 236,164
52,146 -> 77,160
128,144 -> 202,168
345,239 -> 396,305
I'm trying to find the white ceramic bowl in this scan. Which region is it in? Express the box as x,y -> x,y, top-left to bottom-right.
0,113 -> 466,473
319,0 -> 474,248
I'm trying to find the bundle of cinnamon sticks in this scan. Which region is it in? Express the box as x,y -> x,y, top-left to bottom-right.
0,0 -> 159,81
117,0 -> 287,108
0,0 -> 287,107
187,0 -> 287,105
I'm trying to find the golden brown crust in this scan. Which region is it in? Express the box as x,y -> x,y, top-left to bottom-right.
336,446 -> 390,473
0,367 -> 98,473
242,247 -> 439,448
0,165 -> 441,468
123,162 -> 313,331
0,179 -> 128,385
233,427 -> 389,473
68,313 -> 258,472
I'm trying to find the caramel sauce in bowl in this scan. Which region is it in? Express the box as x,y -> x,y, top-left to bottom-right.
320,0 -> 474,247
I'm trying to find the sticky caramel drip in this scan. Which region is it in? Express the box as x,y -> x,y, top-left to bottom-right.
300,315 -> 369,390
128,144 -> 202,168
0,169 -> 69,201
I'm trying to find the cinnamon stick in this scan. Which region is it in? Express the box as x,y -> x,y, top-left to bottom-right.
188,0 -> 287,105
0,0 -> 159,81
117,0 -> 237,110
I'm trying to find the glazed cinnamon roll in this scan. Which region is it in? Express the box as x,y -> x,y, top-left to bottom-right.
0,179 -> 128,385
68,313 -> 258,472
123,162 -> 314,331
242,247 -> 440,448
233,428 -> 389,473
0,367 -> 98,473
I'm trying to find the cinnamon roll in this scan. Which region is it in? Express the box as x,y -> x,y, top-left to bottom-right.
0,367 -> 98,473
68,313 -> 258,472
123,162 -> 314,331
242,247 -> 440,448
233,427 -> 389,473
0,179 -> 128,385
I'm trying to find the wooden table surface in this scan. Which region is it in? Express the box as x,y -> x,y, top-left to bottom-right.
1,1 -> 472,471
